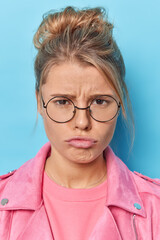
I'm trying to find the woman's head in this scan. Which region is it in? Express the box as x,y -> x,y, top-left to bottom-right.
33,6 -> 134,157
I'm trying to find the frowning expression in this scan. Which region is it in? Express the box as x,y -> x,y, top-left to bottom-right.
37,61 -> 120,164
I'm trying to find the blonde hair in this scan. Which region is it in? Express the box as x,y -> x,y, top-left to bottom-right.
33,6 -> 135,149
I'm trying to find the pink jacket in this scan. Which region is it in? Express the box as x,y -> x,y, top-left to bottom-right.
0,142 -> 160,240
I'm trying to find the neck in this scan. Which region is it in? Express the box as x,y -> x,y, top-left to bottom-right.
44,149 -> 107,189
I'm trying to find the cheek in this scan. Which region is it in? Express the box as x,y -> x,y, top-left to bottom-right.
42,115 -> 72,152
98,119 -> 117,145
42,116 -> 62,141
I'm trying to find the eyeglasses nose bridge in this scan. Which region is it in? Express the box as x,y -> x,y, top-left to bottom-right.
74,105 -> 90,110
73,105 -> 91,116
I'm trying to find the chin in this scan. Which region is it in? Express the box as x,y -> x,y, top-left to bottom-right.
67,149 -> 100,164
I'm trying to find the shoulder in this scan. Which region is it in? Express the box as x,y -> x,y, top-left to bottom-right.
131,171 -> 160,198
133,171 -> 160,185
0,170 -> 16,181
0,170 -> 16,189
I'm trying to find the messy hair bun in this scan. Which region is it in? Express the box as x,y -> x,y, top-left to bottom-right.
33,6 -> 134,147
34,7 -> 113,50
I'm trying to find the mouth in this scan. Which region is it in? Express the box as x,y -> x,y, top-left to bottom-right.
65,137 -> 97,149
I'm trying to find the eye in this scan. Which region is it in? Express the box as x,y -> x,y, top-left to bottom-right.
49,97 -> 73,109
92,99 -> 108,105
55,99 -> 70,105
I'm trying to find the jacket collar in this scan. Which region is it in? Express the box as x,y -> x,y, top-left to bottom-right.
104,147 -> 146,217
0,142 -> 146,217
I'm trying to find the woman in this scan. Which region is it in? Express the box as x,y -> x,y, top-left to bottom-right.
0,6 -> 159,240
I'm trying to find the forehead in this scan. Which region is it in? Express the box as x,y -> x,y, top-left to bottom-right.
42,62 -> 116,97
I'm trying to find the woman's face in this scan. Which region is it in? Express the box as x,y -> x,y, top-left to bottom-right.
37,61 -> 119,164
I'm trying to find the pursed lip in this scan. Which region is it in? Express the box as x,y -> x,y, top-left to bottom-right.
65,136 -> 97,143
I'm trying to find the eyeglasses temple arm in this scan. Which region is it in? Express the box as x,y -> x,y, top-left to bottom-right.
41,96 -> 46,108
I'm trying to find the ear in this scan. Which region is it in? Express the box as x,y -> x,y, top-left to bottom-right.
35,90 -> 43,116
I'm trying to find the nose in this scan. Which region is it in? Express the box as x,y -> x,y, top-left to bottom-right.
74,106 -> 91,130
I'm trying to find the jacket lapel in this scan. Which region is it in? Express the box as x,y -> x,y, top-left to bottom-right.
89,207 -> 122,240
90,147 -> 146,239
104,147 -> 146,217
17,203 -> 54,240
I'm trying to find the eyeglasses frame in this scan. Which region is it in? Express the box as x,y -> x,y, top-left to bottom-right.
41,95 -> 121,123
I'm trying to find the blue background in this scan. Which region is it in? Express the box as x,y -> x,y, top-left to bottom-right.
0,0 -> 160,177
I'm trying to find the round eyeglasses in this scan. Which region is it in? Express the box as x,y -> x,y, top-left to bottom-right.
41,95 -> 121,123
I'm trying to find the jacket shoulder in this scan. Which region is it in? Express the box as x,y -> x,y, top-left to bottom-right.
0,170 -> 16,194
0,170 -> 16,181
132,171 -> 160,198
134,171 -> 160,185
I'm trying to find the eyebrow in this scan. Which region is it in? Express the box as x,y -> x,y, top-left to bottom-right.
50,93 -> 114,99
